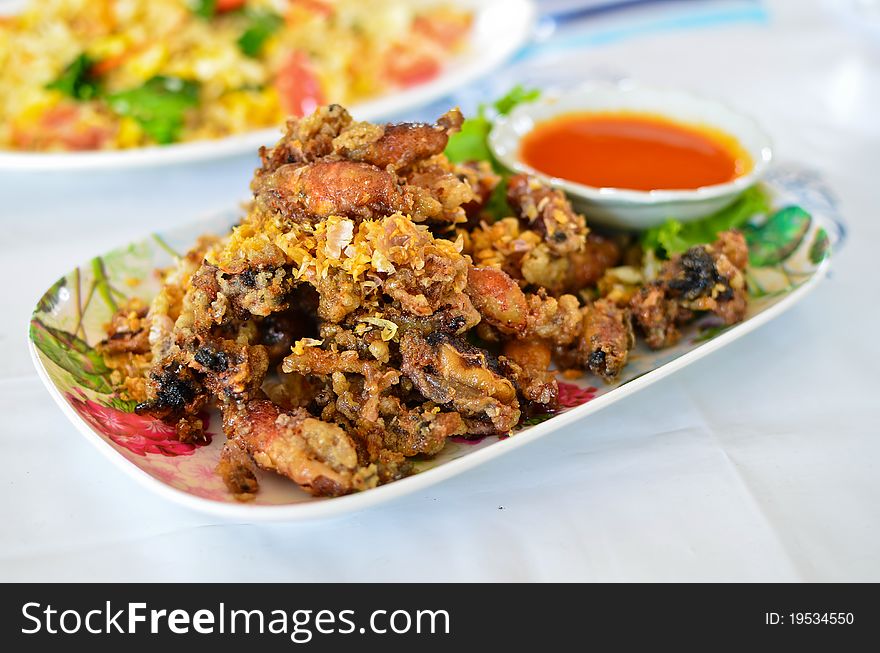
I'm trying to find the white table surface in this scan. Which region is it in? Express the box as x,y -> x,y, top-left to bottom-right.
1,0 -> 878,582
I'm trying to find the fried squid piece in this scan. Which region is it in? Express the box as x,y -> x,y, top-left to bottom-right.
223,399 -> 378,497
630,230 -> 749,349
628,285 -> 681,350
216,442 -> 259,502
189,339 -> 270,403
525,292 -> 583,347
465,266 -> 529,336
382,401 -> 467,456
136,337 -> 271,443
333,108 -> 463,171
565,233 -> 623,289
467,214 -> 621,296
465,267 -> 585,348
282,344 -> 401,425
500,339 -> 558,407
580,300 -> 634,381
382,294 -> 480,337
555,299 -> 634,382
255,160 -> 417,224
257,106 -> 463,178
403,155 -> 478,226
507,174 -> 588,255
136,362 -> 208,440
98,301 -> 151,355
400,332 -> 520,435
517,234 -> 621,295
256,104 -> 353,174
456,160 -> 501,223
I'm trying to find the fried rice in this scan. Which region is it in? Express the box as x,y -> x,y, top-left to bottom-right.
0,0 -> 471,151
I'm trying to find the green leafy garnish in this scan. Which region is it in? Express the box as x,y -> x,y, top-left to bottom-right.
46,54 -> 101,101
445,85 -> 540,220
444,116 -> 494,168
492,85 -> 542,116
107,76 -> 200,145
642,186 -> 771,256
743,205 -> 811,267
446,85 -> 540,169
191,0 -> 217,18
238,10 -> 283,57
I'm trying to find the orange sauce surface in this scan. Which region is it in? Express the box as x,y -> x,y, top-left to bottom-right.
519,111 -> 751,191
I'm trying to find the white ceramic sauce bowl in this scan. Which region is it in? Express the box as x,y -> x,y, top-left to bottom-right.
488,82 -> 773,230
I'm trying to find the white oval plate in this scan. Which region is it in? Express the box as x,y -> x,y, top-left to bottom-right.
0,0 -> 536,171
28,166 -> 842,521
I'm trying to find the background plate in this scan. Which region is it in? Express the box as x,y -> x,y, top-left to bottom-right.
0,0 -> 536,171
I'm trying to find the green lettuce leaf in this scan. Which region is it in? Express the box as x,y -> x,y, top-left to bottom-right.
642,186 -> 771,256
445,85 -> 540,169
107,76 -> 200,144
190,0 -> 217,18
445,86 -> 540,220
444,116 -> 494,167
238,10 -> 284,57
492,86 -> 541,116
46,54 -> 101,101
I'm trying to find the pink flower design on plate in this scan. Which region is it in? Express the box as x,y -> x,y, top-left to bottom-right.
65,389 -> 212,457
557,381 -> 597,408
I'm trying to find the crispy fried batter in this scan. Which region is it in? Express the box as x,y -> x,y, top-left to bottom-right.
630,231 -> 749,349
501,339 -> 558,407
525,292 -> 583,347
223,399 -> 377,496
507,173 -> 588,255
334,108 -> 463,171
400,331 -> 520,435
98,301 -> 151,355
403,155 -> 477,226
466,266 -> 529,336
466,197 -> 620,295
456,160 -> 501,223
217,442 -> 260,502
256,160 -> 417,223
106,105 -> 750,501
383,403 -> 467,456
257,104 -> 353,174
555,299 -> 634,382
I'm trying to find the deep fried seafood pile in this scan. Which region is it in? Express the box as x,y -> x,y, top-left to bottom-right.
629,231 -> 749,349
99,105 -> 751,500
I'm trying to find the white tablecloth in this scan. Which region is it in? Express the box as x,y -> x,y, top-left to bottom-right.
1,0 -> 878,582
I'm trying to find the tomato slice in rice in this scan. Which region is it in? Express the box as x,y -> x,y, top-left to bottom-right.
297,0 -> 333,17
215,0 -> 247,13
413,14 -> 471,49
12,104 -> 114,151
275,51 -> 325,117
384,47 -> 442,88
